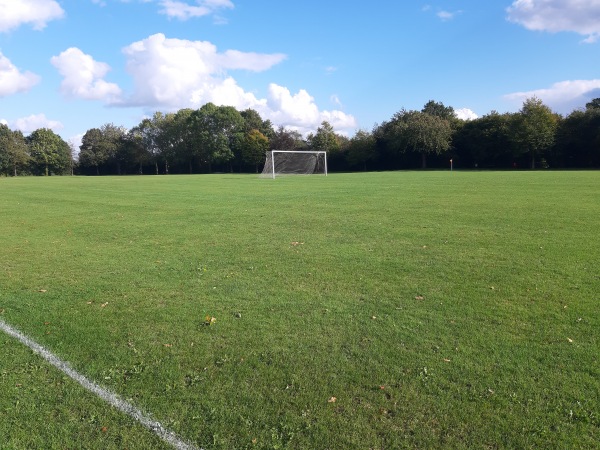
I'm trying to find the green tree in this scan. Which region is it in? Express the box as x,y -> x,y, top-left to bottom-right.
242,129 -> 270,172
0,124 -> 30,176
27,128 -> 71,176
346,129 -> 377,170
270,126 -> 305,150
121,128 -> 151,174
512,97 -> 558,169
389,109 -> 453,168
555,107 -> 600,167
585,98 -> 600,111
308,121 -> 341,153
188,103 -> 244,172
78,124 -> 126,174
240,108 -> 274,139
164,108 -> 194,173
453,111 -> 515,168
422,100 -> 455,121
78,128 -> 104,175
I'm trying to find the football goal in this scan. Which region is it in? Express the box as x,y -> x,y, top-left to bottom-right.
260,150 -> 328,179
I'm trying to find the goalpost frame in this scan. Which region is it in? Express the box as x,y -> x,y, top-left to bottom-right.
266,150 -> 328,179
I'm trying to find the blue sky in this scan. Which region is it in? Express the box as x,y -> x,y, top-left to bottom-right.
1,0 -> 599,149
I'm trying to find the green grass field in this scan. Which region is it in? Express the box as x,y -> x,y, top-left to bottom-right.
1,171 -> 599,449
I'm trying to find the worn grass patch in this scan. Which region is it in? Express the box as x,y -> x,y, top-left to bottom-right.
1,172 -> 599,448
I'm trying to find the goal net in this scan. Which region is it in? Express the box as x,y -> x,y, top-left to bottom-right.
260,150 -> 328,178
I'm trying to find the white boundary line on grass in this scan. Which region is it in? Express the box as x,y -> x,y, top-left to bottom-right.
0,318 -> 201,450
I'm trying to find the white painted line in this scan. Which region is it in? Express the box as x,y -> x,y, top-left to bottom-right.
0,318 -> 201,450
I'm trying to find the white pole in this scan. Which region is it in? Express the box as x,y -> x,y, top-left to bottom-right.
271,151 -> 276,179
324,151 -> 328,176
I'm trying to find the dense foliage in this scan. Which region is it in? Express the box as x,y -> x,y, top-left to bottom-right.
1,98 -> 599,176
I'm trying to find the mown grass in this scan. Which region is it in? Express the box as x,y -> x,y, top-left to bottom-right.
1,171 -> 599,449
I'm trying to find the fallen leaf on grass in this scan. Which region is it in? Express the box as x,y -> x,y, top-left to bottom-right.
38,289 -> 47,293
415,296 -> 424,300
443,358 -> 451,363
328,396 -> 337,403
204,315 -> 217,325
101,426 -> 108,433
567,338 -> 573,343
101,302 -> 108,308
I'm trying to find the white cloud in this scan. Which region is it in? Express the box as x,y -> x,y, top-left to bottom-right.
455,108 -> 478,120
50,48 -> 122,102
157,0 -> 233,21
266,84 -> 356,134
0,52 -> 40,96
10,113 -> 63,134
507,0 -> 600,43
219,49 -> 287,72
0,0 -> 64,32
120,34 -> 355,133
437,10 -> 462,21
504,79 -> 600,113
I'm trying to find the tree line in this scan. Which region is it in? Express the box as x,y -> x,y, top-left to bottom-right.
1,97 -> 599,176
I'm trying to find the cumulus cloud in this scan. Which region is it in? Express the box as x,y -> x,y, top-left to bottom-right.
50,48 -> 122,102
455,108 -> 478,120
507,0 -> 600,43
8,113 -> 63,134
0,52 -> 40,96
119,33 -> 354,132
157,0 -> 234,21
504,79 -> 600,113
0,0 -> 64,32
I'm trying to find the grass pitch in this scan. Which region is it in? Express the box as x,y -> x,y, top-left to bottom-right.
1,171 -> 599,449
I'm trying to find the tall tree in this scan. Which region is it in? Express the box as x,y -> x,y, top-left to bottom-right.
188,103 -> 244,172
78,124 -> 126,175
422,100 -> 455,121
453,111 -> 515,168
79,128 -> 105,175
512,97 -> 558,169
27,128 -> 71,176
134,113 -> 168,174
346,129 -> 377,170
270,126 -> 305,150
585,98 -> 600,111
555,107 -> 600,167
240,108 -> 274,139
308,121 -> 341,153
242,129 -> 270,172
389,109 -> 453,168
0,124 -> 30,176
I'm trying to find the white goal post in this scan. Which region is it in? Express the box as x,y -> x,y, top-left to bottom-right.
260,150 -> 328,179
